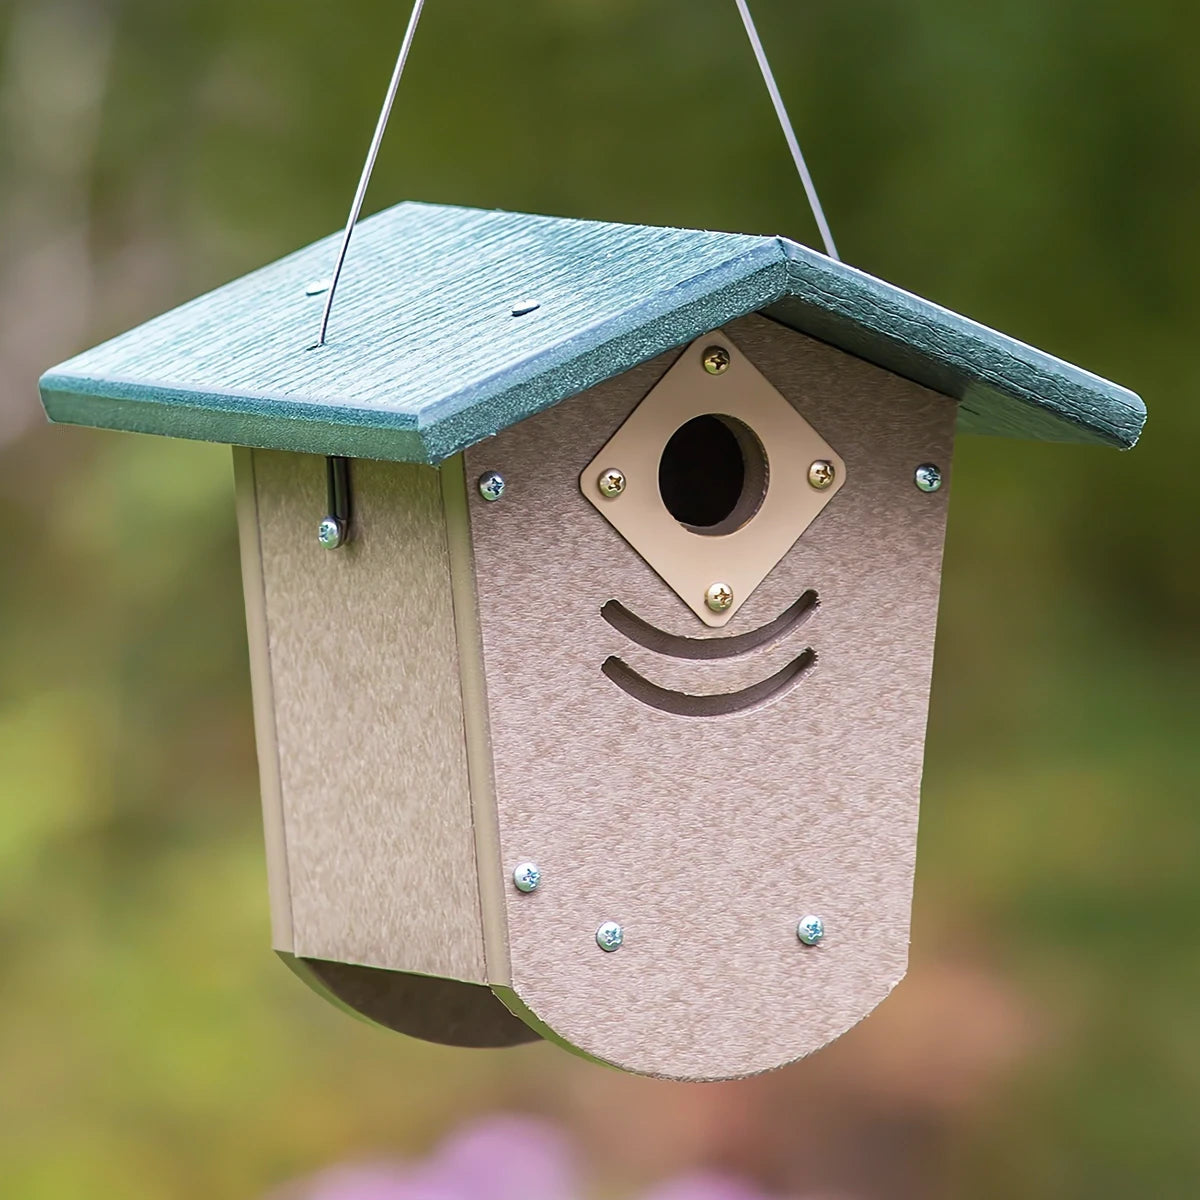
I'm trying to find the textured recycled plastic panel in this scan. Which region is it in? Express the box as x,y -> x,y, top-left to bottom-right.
248,451 -> 487,983
466,316 -> 958,1080
41,203 -> 1143,460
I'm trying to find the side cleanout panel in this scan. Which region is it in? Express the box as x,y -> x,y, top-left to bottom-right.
240,450 -> 533,1046
465,314 -> 958,1079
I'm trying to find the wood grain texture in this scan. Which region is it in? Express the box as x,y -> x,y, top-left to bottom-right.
250,450 -> 486,982
40,203 -> 1143,460
465,315 -> 957,1080
282,956 -> 539,1048
232,447 -> 293,952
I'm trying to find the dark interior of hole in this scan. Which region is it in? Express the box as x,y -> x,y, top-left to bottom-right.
658,415 -> 746,528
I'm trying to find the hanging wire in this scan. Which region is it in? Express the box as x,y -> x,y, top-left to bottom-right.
733,0 -> 840,260
316,0 -> 839,346
316,0 -> 427,346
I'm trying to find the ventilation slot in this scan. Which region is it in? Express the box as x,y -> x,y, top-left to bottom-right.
601,592 -> 818,660
601,650 -> 815,718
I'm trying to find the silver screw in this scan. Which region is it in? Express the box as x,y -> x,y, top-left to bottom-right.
317,517 -> 346,550
511,300 -> 542,317
596,921 -> 624,952
512,862 -> 541,894
914,463 -> 943,493
705,581 -> 734,613
478,471 -> 506,502
597,467 -> 626,499
796,915 -> 825,946
702,346 -> 731,376
807,460 -> 835,490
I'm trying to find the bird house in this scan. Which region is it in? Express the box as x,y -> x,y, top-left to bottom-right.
40,202 -> 1145,1081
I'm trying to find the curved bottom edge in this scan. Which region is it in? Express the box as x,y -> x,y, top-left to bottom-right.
491,973 -> 908,1081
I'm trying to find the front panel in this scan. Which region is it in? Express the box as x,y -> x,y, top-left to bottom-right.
465,314 -> 957,1080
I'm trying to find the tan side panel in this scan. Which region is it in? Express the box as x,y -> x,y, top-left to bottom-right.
233,447 -> 293,952
251,451 -> 486,983
465,314 -> 957,1080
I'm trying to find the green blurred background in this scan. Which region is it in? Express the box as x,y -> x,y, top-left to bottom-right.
0,1 -> 1193,1196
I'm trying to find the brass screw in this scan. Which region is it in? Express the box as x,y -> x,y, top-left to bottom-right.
705,581 -> 734,613
597,467 -> 626,499
702,346 -> 731,376
807,460 -> 835,490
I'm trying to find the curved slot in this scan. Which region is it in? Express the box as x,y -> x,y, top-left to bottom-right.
601,650 -> 816,718
601,591 -> 818,660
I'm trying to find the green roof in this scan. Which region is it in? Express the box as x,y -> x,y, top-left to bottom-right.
40,201 -> 1145,463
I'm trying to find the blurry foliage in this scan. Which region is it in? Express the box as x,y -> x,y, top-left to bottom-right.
0,1 -> 1195,1197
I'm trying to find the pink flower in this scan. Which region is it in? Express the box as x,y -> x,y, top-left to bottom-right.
280,1115 -> 794,1200
644,1174 -> 788,1200
283,1115 -> 574,1200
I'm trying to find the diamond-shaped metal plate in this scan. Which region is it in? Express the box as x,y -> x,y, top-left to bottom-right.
581,330 -> 845,627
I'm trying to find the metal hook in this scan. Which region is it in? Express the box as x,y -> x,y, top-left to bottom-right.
317,456 -> 353,550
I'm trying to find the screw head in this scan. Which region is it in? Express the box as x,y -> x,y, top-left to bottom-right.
705,581 -> 734,613
807,460 -> 836,490
512,862 -> 541,893
596,921 -> 624,952
317,517 -> 346,550
914,463 -> 943,493
304,278 -> 331,296
597,467 -> 626,499
796,915 -> 825,946
511,299 -> 542,317
478,471 -> 506,502
702,345 -> 731,376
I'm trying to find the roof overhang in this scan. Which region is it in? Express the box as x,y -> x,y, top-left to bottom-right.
40,202 -> 1145,462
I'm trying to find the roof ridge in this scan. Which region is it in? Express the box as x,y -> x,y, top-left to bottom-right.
412,237 -> 791,458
